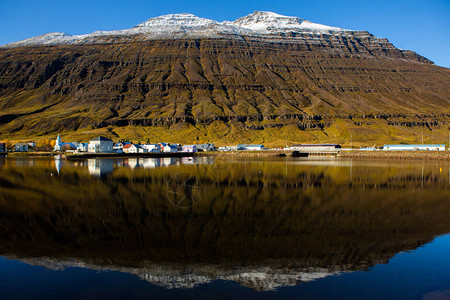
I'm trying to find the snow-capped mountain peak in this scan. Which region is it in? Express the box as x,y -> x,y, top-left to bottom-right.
229,11 -> 347,33
1,11 -> 354,48
135,13 -> 218,28
4,32 -> 74,47
230,11 -> 304,29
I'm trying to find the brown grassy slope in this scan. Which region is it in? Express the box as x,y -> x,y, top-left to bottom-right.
0,39 -> 449,146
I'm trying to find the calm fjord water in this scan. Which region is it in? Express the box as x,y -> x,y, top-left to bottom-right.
0,156 -> 449,299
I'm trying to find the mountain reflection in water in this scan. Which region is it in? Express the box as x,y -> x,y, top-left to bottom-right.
0,157 -> 449,291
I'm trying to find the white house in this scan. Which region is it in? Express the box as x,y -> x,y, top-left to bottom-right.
88,136 -> 113,153
182,145 -> 197,153
123,144 -> 139,153
142,144 -> 161,153
163,144 -> 178,153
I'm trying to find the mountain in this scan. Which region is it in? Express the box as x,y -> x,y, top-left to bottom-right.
0,11 -> 448,145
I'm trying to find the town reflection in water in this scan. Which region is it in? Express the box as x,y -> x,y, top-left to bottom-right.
84,156 -> 213,176
0,156 -> 449,291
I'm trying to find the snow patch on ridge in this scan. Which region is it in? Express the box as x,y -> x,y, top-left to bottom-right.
136,13 -> 218,27
5,32 -> 75,47
228,11 -> 347,33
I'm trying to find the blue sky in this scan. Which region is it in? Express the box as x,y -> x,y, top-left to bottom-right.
1,0 -> 449,68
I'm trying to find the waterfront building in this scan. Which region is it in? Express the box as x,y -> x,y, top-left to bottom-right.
141,144 -> 161,152
195,143 -> 216,152
218,146 -> 236,151
123,144 -> 137,153
237,144 -> 268,151
163,144 -> 178,153
383,144 -> 446,151
0,143 -> 6,153
182,145 -> 197,153
88,136 -> 113,153
123,144 -> 149,153
360,147 -> 377,151
290,144 -> 342,151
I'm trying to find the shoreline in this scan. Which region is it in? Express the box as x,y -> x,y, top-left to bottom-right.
199,150 -> 450,160
2,150 -> 449,161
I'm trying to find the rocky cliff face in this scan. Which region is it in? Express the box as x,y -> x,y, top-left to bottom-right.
0,12 -> 448,144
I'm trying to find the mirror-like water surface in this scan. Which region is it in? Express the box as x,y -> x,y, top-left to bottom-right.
0,156 -> 449,299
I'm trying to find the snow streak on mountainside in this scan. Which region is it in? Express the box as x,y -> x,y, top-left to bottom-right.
2,11 -> 358,47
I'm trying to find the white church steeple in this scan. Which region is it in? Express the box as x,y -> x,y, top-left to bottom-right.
54,134 -> 62,151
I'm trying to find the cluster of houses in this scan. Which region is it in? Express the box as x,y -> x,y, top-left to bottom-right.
0,141 -> 36,153
1,135 -> 447,154
1,136 -> 269,154
53,135 -> 218,154
52,136 -> 274,154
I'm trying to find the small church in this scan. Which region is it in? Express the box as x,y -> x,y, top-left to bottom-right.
54,134 -> 63,151
54,135 -> 74,151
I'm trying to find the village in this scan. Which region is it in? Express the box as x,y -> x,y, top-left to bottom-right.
0,134 -> 447,155
0,135 -> 266,154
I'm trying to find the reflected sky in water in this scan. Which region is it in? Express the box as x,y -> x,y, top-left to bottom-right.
0,156 -> 449,299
